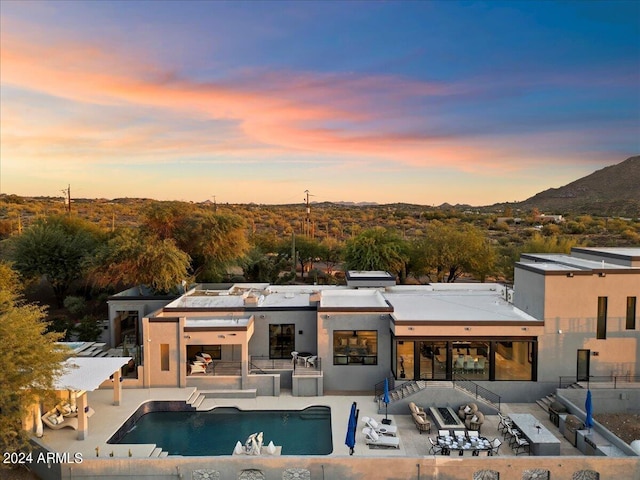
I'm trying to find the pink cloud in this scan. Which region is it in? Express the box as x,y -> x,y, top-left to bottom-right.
1,28 -> 603,175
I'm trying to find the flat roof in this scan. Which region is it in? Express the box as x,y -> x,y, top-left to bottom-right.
384,289 -> 537,322
518,253 -> 637,273
572,247 -> 640,258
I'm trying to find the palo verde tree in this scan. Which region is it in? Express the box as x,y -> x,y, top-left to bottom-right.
11,215 -> 102,306
0,262 -> 67,453
88,229 -> 191,294
343,227 -> 408,277
410,221 -> 496,283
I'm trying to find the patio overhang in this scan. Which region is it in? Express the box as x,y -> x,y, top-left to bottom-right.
54,357 -> 132,440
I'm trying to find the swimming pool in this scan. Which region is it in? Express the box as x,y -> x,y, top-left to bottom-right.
108,404 -> 333,456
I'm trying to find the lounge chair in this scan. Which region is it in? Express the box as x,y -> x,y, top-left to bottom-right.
190,361 -> 207,374
42,410 -> 78,430
408,401 -> 427,419
196,353 -> 212,365
412,412 -> 431,434
361,416 -> 398,436
458,403 -> 478,421
466,411 -> 485,432
362,427 -> 400,449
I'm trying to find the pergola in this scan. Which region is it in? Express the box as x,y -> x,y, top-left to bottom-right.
53,357 -> 131,440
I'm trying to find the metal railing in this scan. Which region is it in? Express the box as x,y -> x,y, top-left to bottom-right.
559,374 -> 640,389
293,358 -> 323,376
187,361 -> 242,376
452,373 -> 501,411
374,376 -> 396,401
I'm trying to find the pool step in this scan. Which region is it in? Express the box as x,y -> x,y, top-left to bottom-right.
201,389 -> 258,399
191,394 -> 206,409
150,447 -> 164,458
186,388 -> 200,404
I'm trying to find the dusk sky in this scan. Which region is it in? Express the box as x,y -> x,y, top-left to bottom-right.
1,1 -> 638,205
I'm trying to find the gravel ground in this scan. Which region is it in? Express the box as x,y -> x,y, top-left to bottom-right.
594,413 -> 640,445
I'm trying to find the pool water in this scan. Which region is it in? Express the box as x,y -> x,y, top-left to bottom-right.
109,406 -> 333,456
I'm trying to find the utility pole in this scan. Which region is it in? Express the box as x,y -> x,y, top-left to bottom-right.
212,195 -> 217,213
304,190 -> 314,237
62,184 -> 71,214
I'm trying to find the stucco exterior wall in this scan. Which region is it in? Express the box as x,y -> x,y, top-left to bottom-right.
108,298 -> 174,347
513,266 -> 546,319
317,312 -> 391,392
537,273 -> 640,381
52,456 -> 639,480
247,309 -> 318,358
143,318 -> 182,387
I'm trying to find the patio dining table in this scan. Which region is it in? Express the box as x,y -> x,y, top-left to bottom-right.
437,434 -> 492,455
296,352 -> 314,366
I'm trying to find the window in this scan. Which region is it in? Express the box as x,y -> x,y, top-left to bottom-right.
333,330 -> 377,365
160,344 -> 170,371
269,324 -> 295,359
627,297 -> 637,330
494,341 -> 534,380
597,297 -> 607,339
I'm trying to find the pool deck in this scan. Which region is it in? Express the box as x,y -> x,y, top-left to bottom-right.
36,387 -> 582,459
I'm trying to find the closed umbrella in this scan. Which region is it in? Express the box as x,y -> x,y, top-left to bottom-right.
585,389 -> 594,432
382,377 -> 391,424
345,401 -> 357,455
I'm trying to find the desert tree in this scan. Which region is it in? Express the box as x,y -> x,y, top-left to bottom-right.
0,262 -> 67,452
140,202 -> 248,281
410,221 -> 496,283
10,215 -> 102,306
343,227 -> 407,276
88,229 -> 191,294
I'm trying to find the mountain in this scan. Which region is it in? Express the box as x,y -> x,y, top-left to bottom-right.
517,156 -> 640,217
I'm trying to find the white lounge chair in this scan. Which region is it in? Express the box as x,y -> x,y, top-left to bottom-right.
190,361 -> 207,374
196,353 -> 212,365
42,411 -> 78,430
362,427 -> 400,449
361,416 -> 398,436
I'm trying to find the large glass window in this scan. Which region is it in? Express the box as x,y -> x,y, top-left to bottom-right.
627,297 -> 637,330
397,341 -> 413,378
269,324 -> 295,359
597,297 -> 607,339
494,341 -> 533,380
452,341 -> 490,380
418,341 -> 448,380
333,330 -> 377,365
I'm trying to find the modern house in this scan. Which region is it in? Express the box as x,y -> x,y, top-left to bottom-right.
106,247 -> 639,400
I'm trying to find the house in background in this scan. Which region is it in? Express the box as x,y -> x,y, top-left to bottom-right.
107,247 -> 639,401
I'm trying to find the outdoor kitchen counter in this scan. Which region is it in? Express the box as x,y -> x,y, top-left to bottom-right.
509,413 -> 561,456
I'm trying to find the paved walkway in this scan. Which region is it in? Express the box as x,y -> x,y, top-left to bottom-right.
37,388 -> 582,459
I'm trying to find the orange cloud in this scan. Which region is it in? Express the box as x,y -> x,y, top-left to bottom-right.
2,27 -> 591,177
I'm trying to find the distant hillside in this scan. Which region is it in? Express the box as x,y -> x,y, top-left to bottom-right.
518,156 -> 640,217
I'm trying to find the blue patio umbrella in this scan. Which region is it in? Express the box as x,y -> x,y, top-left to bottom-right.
585,389 -> 594,431
382,377 -> 391,424
345,401 -> 357,455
